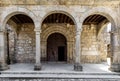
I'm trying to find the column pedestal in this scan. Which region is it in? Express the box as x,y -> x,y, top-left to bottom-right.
0,62 -> 9,71
74,63 -> 82,71
34,63 -> 41,70
110,63 -> 120,72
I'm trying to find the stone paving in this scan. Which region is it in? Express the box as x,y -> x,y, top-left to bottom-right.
2,62 -> 112,73
0,63 -> 120,81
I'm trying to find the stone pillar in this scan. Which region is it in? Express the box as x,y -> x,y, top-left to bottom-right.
0,31 -> 9,71
34,29 -> 42,70
110,32 -> 120,72
74,30 -> 82,71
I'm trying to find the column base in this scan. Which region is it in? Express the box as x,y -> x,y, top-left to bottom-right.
0,63 -> 9,71
74,63 -> 83,71
34,63 -> 41,70
109,63 -> 120,72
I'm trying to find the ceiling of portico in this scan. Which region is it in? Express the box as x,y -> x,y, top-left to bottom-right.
9,14 -> 33,24
83,14 -> 107,25
42,13 -> 75,25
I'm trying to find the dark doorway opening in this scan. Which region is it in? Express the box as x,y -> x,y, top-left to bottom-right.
58,46 -> 66,61
47,33 -> 67,62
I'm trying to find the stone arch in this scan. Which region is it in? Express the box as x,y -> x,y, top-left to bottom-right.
80,7 -> 117,31
1,6 -> 37,30
40,10 -> 78,30
41,26 -> 73,42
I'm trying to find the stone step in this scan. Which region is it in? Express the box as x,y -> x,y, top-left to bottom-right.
1,71 -> 120,75
0,71 -> 120,79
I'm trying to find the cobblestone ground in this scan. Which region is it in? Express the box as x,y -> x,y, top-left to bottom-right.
0,78 -> 120,81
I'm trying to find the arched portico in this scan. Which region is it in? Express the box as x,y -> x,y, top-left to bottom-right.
80,7 -> 120,72
0,7 -> 37,71
39,11 -> 82,71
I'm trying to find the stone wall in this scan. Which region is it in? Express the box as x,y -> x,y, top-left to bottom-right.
98,27 -> 110,62
15,24 -> 35,63
81,24 -> 111,63
5,20 -> 17,64
81,24 -> 99,63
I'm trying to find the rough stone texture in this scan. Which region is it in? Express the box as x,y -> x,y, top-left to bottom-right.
16,24 -> 35,63
0,78 -> 120,81
98,26 -> 111,63
81,24 -> 99,63
6,23 -> 36,63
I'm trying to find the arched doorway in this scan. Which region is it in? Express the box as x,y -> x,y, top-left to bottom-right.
41,12 -> 76,63
47,33 -> 67,62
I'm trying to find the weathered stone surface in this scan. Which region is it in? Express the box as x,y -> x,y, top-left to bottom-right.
0,78 -> 119,81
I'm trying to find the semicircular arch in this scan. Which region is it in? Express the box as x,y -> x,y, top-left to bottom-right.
1,7 -> 37,30
40,10 -> 78,30
41,26 -> 73,42
80,7 -> 117,31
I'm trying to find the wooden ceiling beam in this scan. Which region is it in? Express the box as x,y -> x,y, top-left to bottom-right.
84,15 -> 93,23
89,15 -> 98,22
13,16 -> 21,24
94,15 -> 102,22
98,17 -> 106,23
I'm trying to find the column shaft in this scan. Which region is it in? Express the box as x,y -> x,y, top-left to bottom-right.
0,31 -> 9,70
110,32 -> 120,72
34,30 -> 41,70
74,31 -> 82,71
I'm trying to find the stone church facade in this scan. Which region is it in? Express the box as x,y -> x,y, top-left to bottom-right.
0,0 -> 120,72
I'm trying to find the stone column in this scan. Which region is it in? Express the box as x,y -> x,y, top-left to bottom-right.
0,30 -> 9,71
110,32 -> 120,72
74,30 -> 82,71
34,29 -> 42,70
